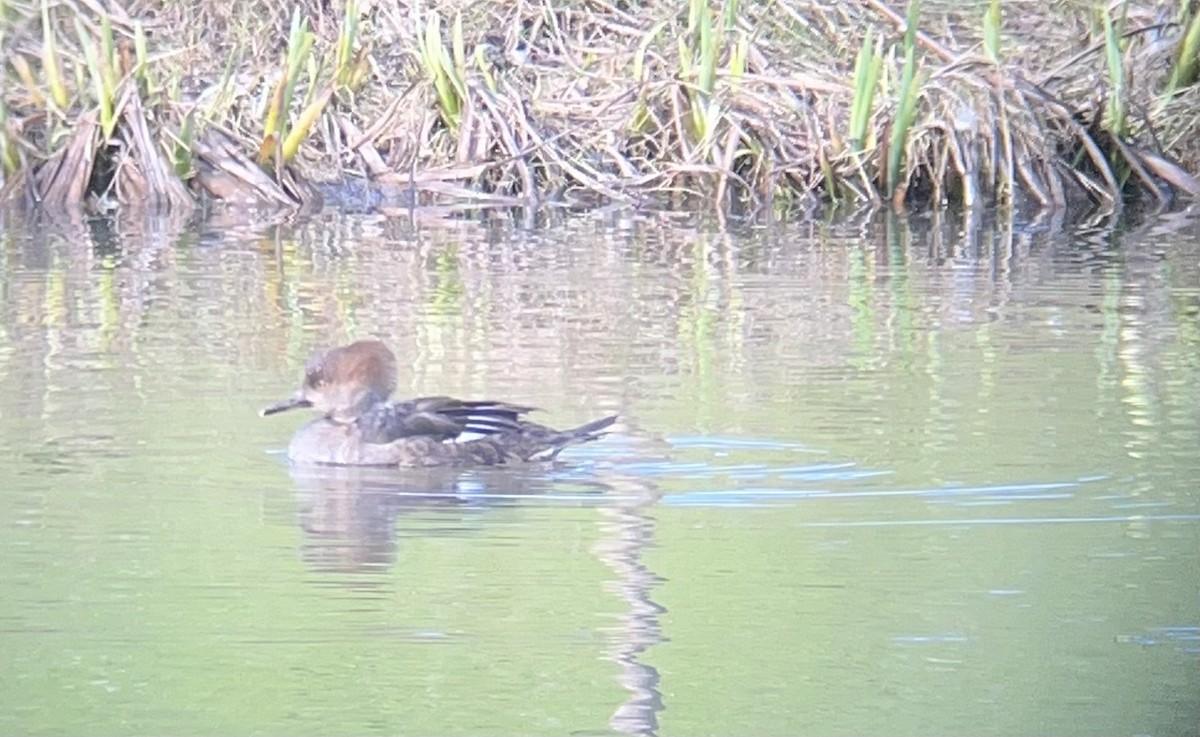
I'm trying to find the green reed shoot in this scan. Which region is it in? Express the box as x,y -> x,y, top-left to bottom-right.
302,54 -> 322,111
0,98 -> 19,173
983,0 -> 1001,63
11,56 -> 46,108
205,43 -> 242,120
99,13 -> 117,95
259,9 -> 315,166
420,11 -> 465,130
695,0 -> 715,102
729,30 -> 748,87
724,0 -> 740,28
258,76 -> 285,164
886,0 -> 923,195
451,13 -> 467,95
174,110 -> 195,178
628,21 -> 665,135
72,50 -> 86,103
687,0 -> 703,35
282,86 -> 333,164
420,13 -> 450,120
849,27 -> 882,150
677,35 -> 692,81
133,22 -> 152,96
634,21 -> 666,83
40,0 -> 69,110
679,0 -> 722,143
1163,3 -> 1200,103
334,0 -> 360,88
282,10 -> 315,125
75,16 -> 118,138
818,147 -> 840,202
1101,4 -> 1127,138
474,46 -> 496,92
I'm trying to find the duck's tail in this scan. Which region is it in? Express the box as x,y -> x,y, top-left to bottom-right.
564,414 -> 619,443
519,414 -> 619,462
419,414 -> 617,467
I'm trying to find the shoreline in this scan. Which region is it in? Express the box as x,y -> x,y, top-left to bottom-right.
2,0 -> 1199,215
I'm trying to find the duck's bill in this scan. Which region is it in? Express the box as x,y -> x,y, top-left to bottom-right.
260,396 -> 312,416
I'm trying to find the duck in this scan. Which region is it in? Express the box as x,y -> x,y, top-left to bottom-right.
261,340 -> 617,467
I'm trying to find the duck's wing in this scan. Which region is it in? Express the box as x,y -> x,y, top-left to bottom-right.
356,396 -> 536,444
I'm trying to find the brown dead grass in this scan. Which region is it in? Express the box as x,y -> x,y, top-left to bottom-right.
1,0 -> 1198,216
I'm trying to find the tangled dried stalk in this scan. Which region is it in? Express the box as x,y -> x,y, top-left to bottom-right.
1,0 -> 1198,216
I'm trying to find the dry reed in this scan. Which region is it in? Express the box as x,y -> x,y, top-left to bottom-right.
1,0 -> 1198,216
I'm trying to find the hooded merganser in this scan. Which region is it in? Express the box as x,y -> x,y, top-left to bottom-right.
261,340 -> 617,467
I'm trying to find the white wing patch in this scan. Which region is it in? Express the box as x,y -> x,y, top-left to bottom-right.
449,430 -> 490,444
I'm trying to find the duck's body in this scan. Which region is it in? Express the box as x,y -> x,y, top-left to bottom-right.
262,341 -> 616,467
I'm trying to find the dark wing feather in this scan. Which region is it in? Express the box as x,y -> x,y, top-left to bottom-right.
355,396 -> 536,444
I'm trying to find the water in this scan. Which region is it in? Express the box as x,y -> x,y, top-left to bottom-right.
1,208 -> 1197,736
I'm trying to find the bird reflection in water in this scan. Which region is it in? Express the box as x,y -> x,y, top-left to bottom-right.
286,463 -> 616,576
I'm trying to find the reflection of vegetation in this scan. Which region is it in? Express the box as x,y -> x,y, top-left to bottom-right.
2,208 -> 1197,478
427,244 -> 465,316
846,234 -> 876,366
682,236 -> 717,427
1174,297 -> 1200,362
2,210 -> 1198,735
